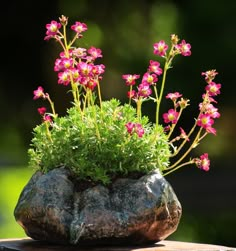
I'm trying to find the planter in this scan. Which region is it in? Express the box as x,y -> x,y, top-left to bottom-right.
14,167 -> 182,246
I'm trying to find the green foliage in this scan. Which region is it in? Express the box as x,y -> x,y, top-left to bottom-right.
28,99 -> 170,184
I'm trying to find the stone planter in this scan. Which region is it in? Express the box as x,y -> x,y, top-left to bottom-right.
14,167 -> 182,246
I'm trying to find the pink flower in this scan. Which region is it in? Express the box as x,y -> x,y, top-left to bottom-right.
163,109 -> 179,124
44,21 -> 61,40
135,123 -> 145,138
33,86 -> 46,100
58,70 -> 71,85
197,114 -> 214,129
127,90 -> 136,99
205,82 -> 221,96
71,21 -> 87,34
202,93 -> 217,104
199,103 -> 220,119
153,40 -> 168,57
141,72 -> 157,85
175,40 -> 191,56
92,64 -> 105,75
148,60 -> 163,75
86,80 -> 97,91
125,122 -> 135,134
197,114 -> 216,135
38,107 -> 47,115
43,115 -> 52,123
70,68 -> 80,82
60,58 -> 74,70
125,122 -> 145,138
54,58 -> 64,72
166,92 -> 182,101
88,46 -> 103,60
72,47 -> 87,59
206,126 -> 216,135
138,83 -> 152,97
194,153 -> 210,171
77,62 -> 93,76
122,74 -> 140,86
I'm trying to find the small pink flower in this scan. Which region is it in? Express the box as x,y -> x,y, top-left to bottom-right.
175,40 -> 191,56
163,109 -> 179,124
71,21 -> 87,34
38,107 -> 47,115
33,86 -> 46,100
202,93 -> 217,104
86,80 -> 97,91
92,64 -> 105,75
61,58 -> 74,70
206,126 -> 216,135
88,46 -> 103,60
44,21 -> 61,40
135,123 -> 145,138
166,92 -> 182,101
205,82 -> 221,96
127,90 -> 136,99
77,62 -> 93,76
122,74 -> 140,86
72,47 -> 87,59
138,83 -> 152,97
200,103 -> 220,119
70,68 -> 80,82
125,122 -> 145,137
59,50 -> 73,59
194,153 -> 210,171
197,114 -> 214,129
54,58 -> 64,72
153,40 -> 168,57
125,122 -> 135,134
43,115 -> 52,123
142,72 -> 157,85
148,60 -> 162,75
58,70 -> 71,85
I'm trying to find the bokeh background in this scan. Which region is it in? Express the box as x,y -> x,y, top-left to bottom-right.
1,0 -> 236,247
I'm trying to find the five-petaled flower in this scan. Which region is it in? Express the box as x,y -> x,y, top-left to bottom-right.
163,109 -> 179,124
33,86 -> 46,100
71,21 -> 87,34
194,153 -> 210,171
153,40 -> 168,57
122,74 -> 140,86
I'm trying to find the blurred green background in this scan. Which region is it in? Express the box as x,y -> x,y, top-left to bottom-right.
1,0 -> 236,247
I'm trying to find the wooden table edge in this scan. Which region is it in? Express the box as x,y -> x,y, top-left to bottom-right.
0,238 -> 235,251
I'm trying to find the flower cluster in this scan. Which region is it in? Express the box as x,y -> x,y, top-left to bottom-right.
121,35 -> 221,175
30,15 -> 221,183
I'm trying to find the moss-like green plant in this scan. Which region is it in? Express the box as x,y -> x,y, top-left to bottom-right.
29,99 -> 170,184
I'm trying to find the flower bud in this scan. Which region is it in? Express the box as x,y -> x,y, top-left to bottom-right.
59,15 -> 68,26
171,34 -> 179,45
178,98 -> 190,109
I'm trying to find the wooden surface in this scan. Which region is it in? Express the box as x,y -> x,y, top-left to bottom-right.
0,238 -> 235,251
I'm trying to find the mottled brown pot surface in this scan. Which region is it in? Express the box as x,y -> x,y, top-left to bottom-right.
14,167 -> 182,246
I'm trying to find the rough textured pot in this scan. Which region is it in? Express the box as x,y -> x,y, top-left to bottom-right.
14,167 -> 182,246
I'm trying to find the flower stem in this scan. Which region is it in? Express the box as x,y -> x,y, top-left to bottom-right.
163,160 -> 194,176
168,127 -> 203,170
155,45 -> 175,125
